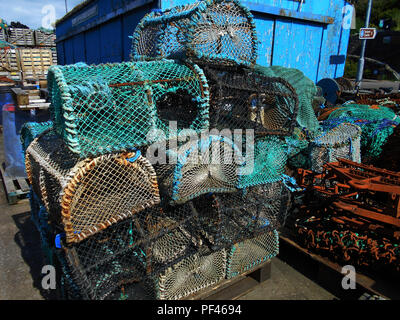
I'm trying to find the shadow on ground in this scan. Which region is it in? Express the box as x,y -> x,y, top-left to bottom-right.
12,211 -> 57,300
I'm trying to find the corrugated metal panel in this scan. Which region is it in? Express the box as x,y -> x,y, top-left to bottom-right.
100,19 -> 123,62
73,33 -> 86,62
85,27 -> 102,64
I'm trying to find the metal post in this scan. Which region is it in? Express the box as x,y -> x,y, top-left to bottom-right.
65,0 -> 68,14
355,0 -> 373,90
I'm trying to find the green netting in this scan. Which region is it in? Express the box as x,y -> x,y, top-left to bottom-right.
20,121 -> 53,155
237,136 -> 288,188
326,104 -> 399,122
131,0 -> 258,67
253,65 -> 320,133
324,104 -> 400,159
48,60 -> 209,158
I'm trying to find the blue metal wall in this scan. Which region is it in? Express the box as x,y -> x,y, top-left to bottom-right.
55,0 -> 354,82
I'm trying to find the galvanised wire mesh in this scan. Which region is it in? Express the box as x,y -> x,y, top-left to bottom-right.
310,123 -> 362,173
253,65 -> 321,133
203,66 -> 299,135
131,0 -> 258,67
155,134 -> 244,204
53,202 -> 202,300
20,120 -> 53,155
25,129 -> 160,244
226,229 -> 279,279
237,135 -> 288,189
146,247 -> 226,300
47,60 -> 209,158
192,181 -> 291,249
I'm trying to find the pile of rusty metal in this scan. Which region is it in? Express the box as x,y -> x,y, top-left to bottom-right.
294,158 -> 400,272
356,93 -> 400,114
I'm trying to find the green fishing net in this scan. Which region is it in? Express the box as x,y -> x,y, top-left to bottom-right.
47,60 -> 209,158
324,104 -> 400,159
20,121 -> 53,155
254,65 -> 320,133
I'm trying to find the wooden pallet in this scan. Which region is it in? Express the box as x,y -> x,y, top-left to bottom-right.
184,260 -> 272,300
0,162 -> 30,205
278,228 -> 400,300
34,30 -> 56,47
8,28 -> 35,47
19,48 -> 53,80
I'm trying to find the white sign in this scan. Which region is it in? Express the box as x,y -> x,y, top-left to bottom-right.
359,28 -> 377,39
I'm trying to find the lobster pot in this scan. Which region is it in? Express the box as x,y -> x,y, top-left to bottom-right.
192,181 -> 291,249
310,123 -> 362,173
55,218 -> 149,300
146,248 -> 226,300
20,121 -> 53,155
131,0 -> 258,67
47,60 -> 209,158
226,230 -> 279,279
25,130 -> 160,244
155,134 -> 244,204
203,66 -> 299,135
55,202 -> 202,300
237,135 -> 288,189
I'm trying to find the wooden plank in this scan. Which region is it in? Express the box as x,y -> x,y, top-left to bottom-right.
18,178 -> 30,193
0,162 -> 17,195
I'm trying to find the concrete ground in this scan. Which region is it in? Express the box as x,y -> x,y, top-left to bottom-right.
0,132 -> 337,300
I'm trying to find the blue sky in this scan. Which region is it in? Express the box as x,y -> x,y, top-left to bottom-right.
0,0 -> 84,29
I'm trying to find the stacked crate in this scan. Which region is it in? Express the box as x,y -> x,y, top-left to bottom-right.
18,47 -> 53,79
8,28 -> 35,46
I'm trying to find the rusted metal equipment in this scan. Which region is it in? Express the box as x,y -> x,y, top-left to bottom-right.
297,158 -> 400,234
295,158 -> 400,271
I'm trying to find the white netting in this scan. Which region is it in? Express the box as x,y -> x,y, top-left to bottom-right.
148,248 -> 226,300
310,123 -> 362,172
25,129 -> 160,243
131,0 -> 257,67
226,230 -> 279,278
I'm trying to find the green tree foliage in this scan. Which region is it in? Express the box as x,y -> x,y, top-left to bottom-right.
355,0 -> 400,31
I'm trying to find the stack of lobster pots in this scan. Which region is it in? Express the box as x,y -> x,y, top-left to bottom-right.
22,0 -> 301,300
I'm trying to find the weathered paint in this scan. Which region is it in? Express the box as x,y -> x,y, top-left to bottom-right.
55,0 -> 353,82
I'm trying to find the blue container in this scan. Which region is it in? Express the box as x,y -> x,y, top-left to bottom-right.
55,0 -> 354,83
0,86 -> 14,125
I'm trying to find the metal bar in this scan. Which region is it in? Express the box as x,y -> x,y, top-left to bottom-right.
355,0 -> 373,89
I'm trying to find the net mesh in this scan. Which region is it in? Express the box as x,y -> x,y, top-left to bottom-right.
53,202 -> 202,300
47,60 -> 209,158
253,65 -> 320,133
155,135 -> 244,204
226,229 -> 279,278
20,121 -> 53,155
147,247 -> 226,300
323,104 -> 400,160
203,66 -> 298,136
131,0 -> 258,67
25,129 -> 160,243
192,181 -> 291,249
310,123 -> 362,172
237,135 -> 288,189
